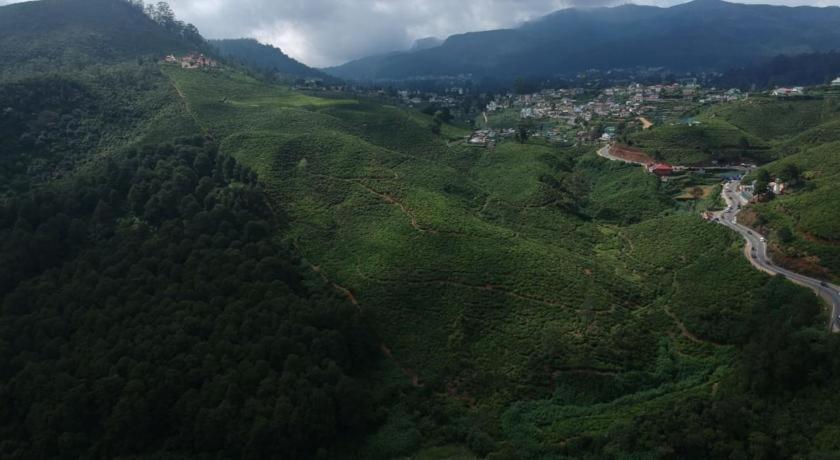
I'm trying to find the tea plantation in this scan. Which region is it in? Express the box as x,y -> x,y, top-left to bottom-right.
164,66 -> 840,458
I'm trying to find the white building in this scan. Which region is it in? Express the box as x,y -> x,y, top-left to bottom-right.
832,77 -> 840,87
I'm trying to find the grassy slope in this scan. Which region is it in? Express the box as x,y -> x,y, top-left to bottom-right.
162,65 -> 816,454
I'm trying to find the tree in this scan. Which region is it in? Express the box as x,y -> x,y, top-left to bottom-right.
779,163 -> 801,186
776,226 -> 794,243
516,121 -> 530,143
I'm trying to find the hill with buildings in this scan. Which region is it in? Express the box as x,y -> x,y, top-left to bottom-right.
326,0 -> 840,82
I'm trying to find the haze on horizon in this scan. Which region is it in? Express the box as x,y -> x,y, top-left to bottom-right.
3,0 -> 840,67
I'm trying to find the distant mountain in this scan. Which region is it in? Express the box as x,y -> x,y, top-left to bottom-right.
409,37 -> 443,51
0,0 -> 205,78
326,0 -> 840,82
210,38 -> 330,80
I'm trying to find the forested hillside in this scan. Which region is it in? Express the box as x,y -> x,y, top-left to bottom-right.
0,139 -> 380,458
211,39 -> 329,81
0,0 -> 204,80
0,2 -> 384,457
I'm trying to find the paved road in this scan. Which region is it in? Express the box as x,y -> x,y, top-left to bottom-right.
716,180 -> 840,332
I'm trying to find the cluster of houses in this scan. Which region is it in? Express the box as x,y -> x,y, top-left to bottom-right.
162,54 -> 219,69
771,87 -> 805,97
397,88 -> 462,108
466,128 -> 516,147
485,83 -> 748,132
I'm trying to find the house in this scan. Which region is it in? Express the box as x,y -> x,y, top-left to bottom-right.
769,180 -> 786,195
771,87 -> 804,97
163,54 -> 177,63
647,163 -> 673,176
832,77 -> 840,87
176,53 -> 218,69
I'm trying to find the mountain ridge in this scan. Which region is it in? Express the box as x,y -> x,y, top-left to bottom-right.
210,38 -> 330,80
326,0 -> 840,82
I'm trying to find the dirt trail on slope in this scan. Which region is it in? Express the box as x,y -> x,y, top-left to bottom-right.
381,344 -> 423,387
311,173 -> 436,234
663,305 -> 724,347
166,73 -> 211,139
308,262 -> 423,387
355,267 -> 617,315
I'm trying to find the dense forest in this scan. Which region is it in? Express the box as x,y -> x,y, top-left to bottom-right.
0,138 -> 381,458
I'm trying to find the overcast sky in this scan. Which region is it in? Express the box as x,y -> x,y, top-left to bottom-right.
4,0 -> 840,66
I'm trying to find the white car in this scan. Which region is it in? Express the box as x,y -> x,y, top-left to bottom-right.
760,237 -> 766,242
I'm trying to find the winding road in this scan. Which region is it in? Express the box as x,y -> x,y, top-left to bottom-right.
596,144 -> 840,331
716,180 -> 840,332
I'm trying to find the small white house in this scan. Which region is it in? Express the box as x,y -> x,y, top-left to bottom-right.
832,77 -> 840,87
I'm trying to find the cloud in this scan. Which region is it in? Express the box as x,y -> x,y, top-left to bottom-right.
3,0 -> 840,66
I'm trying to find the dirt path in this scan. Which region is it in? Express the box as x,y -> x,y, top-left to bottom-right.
312,173 -> 436,234
355,267 -> 617,315
165,72 -> 210,138
663,305 -> 724,347
381,344 -> 424,387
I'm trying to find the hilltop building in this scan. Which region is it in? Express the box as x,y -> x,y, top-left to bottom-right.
163,53 -> 218,69
832,77 -> 840,87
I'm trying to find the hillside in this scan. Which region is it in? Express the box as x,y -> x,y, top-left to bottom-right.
629,92 -> 840,282
4,0 -> 840,458
163,65 -> 840,457
0,0 -> 204,80
327,0 -> 840,82
210,38 -> 330,81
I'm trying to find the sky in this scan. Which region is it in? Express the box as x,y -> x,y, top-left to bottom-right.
4,0 -> 840,67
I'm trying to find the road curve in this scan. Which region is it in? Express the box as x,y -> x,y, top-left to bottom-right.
594,145 -> 840,332
716,181 -> 840,332
596,144 -> 648,165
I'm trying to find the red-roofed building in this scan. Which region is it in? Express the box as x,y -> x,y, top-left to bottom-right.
647,163 -> 673,176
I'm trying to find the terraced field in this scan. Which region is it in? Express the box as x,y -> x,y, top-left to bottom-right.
163,66 -> 825,455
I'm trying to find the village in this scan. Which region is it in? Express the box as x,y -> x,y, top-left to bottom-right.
462,82 -> 748,147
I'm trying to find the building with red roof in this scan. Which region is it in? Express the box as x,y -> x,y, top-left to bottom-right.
647,163 -> 673,176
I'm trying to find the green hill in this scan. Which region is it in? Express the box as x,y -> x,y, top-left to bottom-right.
0,0 -> 205,80
163,65 -> 840,458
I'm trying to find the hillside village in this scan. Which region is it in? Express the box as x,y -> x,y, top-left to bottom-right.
462,82 -> 748,147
